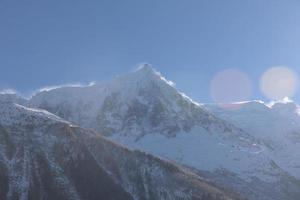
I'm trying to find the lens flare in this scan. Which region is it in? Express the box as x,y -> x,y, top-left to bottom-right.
210,69 -> 252,109
260,66 -> 298,100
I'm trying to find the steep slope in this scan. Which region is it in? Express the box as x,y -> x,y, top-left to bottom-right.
205,100 -> 300,179
29,65 -> 300,200
0,101 -> 237,200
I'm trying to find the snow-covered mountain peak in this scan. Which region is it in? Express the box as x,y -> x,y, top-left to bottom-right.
111,64 -> 175,92
30,66 -> 249,139
272,101 -> 298,111
136,63 -> 157,75
270,100 -> 300,116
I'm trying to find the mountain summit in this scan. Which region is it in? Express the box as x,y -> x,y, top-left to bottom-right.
31,65 -> 240,138
136,63 -> 157,75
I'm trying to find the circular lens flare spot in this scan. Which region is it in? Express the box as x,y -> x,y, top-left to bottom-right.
260,66 -> 298,100
210,69 -> 252,109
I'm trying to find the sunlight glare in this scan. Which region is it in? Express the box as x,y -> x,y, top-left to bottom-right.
260,66 -> 298,100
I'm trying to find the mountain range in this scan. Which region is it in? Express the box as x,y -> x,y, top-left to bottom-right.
1,64 -> 300,200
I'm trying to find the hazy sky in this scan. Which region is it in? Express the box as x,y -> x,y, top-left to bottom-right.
1,0 -> 300,102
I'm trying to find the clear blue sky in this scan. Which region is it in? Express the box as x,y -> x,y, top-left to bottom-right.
1,0 -> 300,102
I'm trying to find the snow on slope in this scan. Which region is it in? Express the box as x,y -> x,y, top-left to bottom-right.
27,64 -> 300,200
0,102 -> 68,127
205,100 -> 300,179
0,101 -> 238,200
